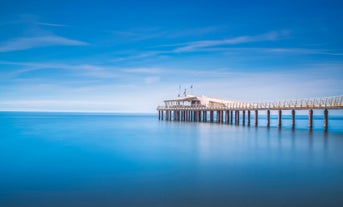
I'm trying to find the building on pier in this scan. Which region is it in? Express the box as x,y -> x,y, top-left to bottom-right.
164,95 -> 238,108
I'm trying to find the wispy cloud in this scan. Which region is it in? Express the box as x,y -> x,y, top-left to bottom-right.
144,76 -> 160,84
263,48 -> 343,56
122,68 -> 162,74
174,31 -> 290,52
0,60 -> 168,80
111,28 -> 168,41
111,51 -> 159,63
213,47 -> 343,57
166,26 -> 223,38
36,22 -> 68,27
0,35 -> 88,52
110,26 -> 224,43
0,61 -> 118,79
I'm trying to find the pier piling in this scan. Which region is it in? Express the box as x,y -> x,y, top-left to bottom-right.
225,110 -> 229,124
242,110 -> 246,125
278,110 -> 282,128
166,111 -> 168,121
292,109 -> 295,129
308,109 -> 313,130
324,109 -> 328,132
254,110 -> 258,126
235,111 -> 240,125
203,111 -> 207,122
230,111 -> 233,124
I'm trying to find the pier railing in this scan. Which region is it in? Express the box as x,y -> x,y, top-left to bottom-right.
157,95 -> 343,110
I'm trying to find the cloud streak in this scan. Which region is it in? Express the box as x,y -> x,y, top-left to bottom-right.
122,68 -> 162,74
174,31 -> 289,52
0,35 -> 88,52
0,60 -> 167,80
36,22 -> 68,27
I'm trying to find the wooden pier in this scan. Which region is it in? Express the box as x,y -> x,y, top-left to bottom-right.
157,95 -> 343,131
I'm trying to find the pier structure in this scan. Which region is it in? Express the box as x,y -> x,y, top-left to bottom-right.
157,95 -> 343,131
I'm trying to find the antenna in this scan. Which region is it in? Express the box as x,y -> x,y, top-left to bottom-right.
178,85 -> 181,97
190,84 -> 193,95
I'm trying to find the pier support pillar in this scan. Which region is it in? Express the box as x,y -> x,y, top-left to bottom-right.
292,109 -> 295,129
254,110 -> 258,126
203,111 -> 207,122
242,110 -> 246,126
210,111 -> 214,123
236,111 -> 240,125
308,109 -> 313,130
220,111 -> 223,124
230,110 -> 233,124
278,110 -> 282,128
248,110 -> 251,126
166,110 -> 169,121
225,110 -> 229,124
158,110 -> 161,120
324,109 -> 328,132
267,110 -> 270,127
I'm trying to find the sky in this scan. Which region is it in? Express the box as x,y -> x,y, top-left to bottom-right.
0,0 -> 342,112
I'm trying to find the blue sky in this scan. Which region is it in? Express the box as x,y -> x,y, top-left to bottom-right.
0,0 -> 342,112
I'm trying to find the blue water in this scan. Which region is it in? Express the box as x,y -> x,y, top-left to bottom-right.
0,112 -> 343,207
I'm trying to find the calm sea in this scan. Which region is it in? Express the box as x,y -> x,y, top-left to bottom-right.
0,112 -> 342,207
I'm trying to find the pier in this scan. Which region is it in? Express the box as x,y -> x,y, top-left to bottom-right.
157,95 -> 343,131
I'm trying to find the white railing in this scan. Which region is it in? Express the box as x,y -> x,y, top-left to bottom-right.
157,95 -> 343,110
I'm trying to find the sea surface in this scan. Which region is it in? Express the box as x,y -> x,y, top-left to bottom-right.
0,112 -> 343,207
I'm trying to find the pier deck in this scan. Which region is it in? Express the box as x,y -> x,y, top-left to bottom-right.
157,95 -> 343,131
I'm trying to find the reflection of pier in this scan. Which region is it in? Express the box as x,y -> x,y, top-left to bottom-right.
157,95 -> 343,131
